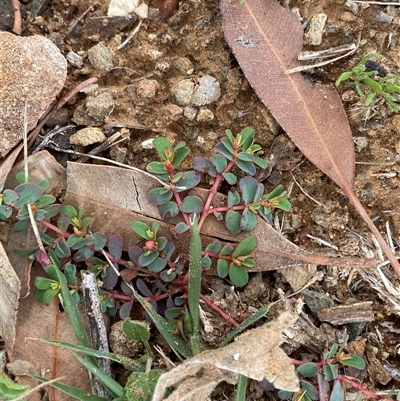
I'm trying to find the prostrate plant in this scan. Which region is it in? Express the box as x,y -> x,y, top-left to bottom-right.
0,127 -> 291,399
336,53 -> 400,112
276,341 -> 395,401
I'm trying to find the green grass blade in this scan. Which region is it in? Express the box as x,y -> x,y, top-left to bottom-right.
52,267 -> 98,367
220,303 -> 272,347
29,374 -> 107,401
188,214 -> 202,355
130,288 -> 192,359
40,339 -> 145,372
74,354 -> 125,399
235,374 -> 248,401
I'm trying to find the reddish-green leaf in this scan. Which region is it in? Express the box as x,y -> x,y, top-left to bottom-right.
340,354 -> 365,369
225,210 -> 241,234
240,176 -> 259,205
240,207 -> 257,231
174,171 -> 201,192
148,187 -> 173,206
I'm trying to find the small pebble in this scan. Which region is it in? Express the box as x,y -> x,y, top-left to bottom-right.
305,13 -> 327,46
344,0 -> 359,15
108,0 -> 140,17
172,57 -> 194,75
109,145 -> 127,163
142,138 -> 155,149
191,75 -> 221,106
67,50 -> 83,68
87,42 -> 116,71
184,106 -> 197,120
137,79 -> 159,98
196,108 -> 214,122
70,127 -> 106,146
171,79 -> 195,106
164,104 -> 183,120
86,92 -> 115,122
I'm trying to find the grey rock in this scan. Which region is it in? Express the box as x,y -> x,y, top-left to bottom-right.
171,79 -> 195,106
109,145 -> 127,163
87,42 -> 116,71
70,127 -> 106,146
345,1 -> 359,15
184,106 -> 197,120
86,92 -> 115,123
305,13 -> 327,46
302,289 -> 334,314
172,57 -> 194,75
191,75 -> 220,106
0,32 -> 67,157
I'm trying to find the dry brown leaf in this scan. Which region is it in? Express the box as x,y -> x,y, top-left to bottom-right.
220,0 -> 400,274
151,311 -> 299,401
0,242 -> 20,349
64,162 -> 375,270
7,264 -> 91,401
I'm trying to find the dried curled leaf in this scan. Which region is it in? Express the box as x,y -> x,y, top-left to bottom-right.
151,311 -> 299,401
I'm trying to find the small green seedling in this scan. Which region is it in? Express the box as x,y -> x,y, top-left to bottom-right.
336,53 -> 400,112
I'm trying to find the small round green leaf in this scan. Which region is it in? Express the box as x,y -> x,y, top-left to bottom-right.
228,190 -> 240,207
175,171 -> 201,192
160,269 -> 176,282
55,238 -> 71,259
41,288 -> 60,303
92,232 -> 107,251
340,354 -> 365,369
296,362 -> 318,378
73,246 -> 94,262
219,244 -> 234,256
215,143 -> 234,161
35,194 -> 56,207
222,172 -> 237,185
3,189 -> 19,205
276,198 -> 291,212
233,236 -> 257,257
159,201 -> 179,219
108,235 -> 123,260
14,182 -> 44,208
174,222 -> 189,235
132,221 -> 152,240
201,254 -> 212,268
60,204 -> 78,220
122,318 -> 151,341
147,256 -> 167,273
301,380 -> 318,400
237,152 -> 254,162
225,210 -> 241,235
173,146 -> 190,167
205,240 -> 221,254
329,380 -> 344,401
217,259 -> 229,278
240,207 -> 257,231
254,156 -> 267,169
146,161 -> 168,176
211,154 -> 227,173
229,264 -> 248,287
277,391 -> 294,400
34,277 -> 53,290
153,137 -> 172,160
148,187 -> 173,206
139,251 -> 159,267
179,196 -> 203,213
240,176 -> 259,205
0,205 -> 12,220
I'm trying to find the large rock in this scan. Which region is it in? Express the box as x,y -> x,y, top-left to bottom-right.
0,32 -> 67,157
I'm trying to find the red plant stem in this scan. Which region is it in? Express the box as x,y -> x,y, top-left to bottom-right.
202,251 -> 232,261
198,159 -> 236,230
37,219 -> 70,238
204,204 -> 246,215
200,293 -> 239,327
338,375 -> 382,400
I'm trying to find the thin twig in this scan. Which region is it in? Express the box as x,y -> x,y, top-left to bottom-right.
26,77 -> 99,152
13,377 -> 66,401
118,18 -> 143,50
352,1 -> 400,5
285,40 -> 359,74
23,102 -> 45,252
48,144 -> 185,190
290,173 -> 328,210
11,0 -> 21,35
66,5 -> 95,36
